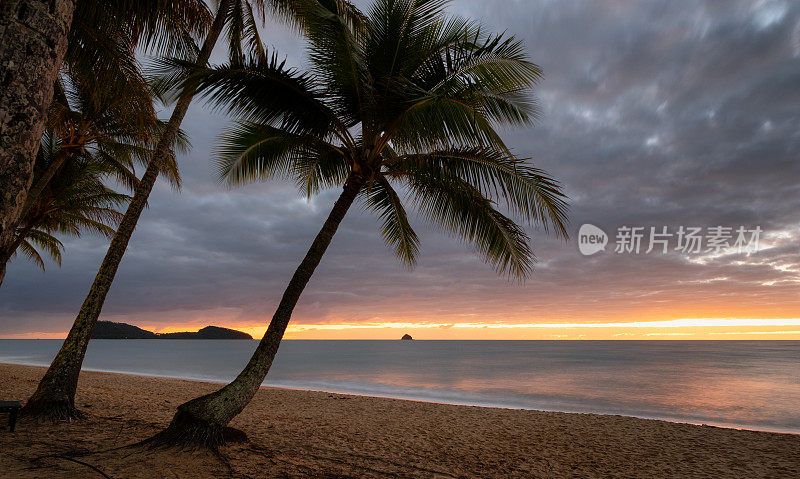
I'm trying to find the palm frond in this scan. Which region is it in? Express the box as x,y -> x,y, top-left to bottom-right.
100,0 -> 212,58
389,95 -> 514,153
388,148 -> 569,237
12,139 -> 131,270
155,53 -> 344,140
366,0 -> 451,97
405,170 -> 534,279
215,122 -> 301,185
361,175 -> 420,266
299,0 -> 371,127
291,140 -> 351,197
15,229 -> 65,270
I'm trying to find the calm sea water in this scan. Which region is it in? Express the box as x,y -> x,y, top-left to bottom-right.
1,339 -> 798,433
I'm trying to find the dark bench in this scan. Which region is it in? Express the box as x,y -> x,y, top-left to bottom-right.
0,401 -> 22,432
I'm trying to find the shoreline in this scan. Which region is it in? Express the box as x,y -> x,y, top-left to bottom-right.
1,361 -> 796,436
2,363 -> 799,477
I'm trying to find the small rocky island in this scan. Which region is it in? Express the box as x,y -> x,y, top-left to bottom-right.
92,321 -> 252,339
401,334 -> 413,340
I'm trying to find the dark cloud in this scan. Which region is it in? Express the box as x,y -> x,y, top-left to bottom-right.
2,0 -> 799,336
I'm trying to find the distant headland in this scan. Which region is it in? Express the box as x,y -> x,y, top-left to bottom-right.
401,334 -> 413,340
92,321 -> 253,340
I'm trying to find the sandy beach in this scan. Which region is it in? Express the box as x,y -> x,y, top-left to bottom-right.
1,363 -> 798,478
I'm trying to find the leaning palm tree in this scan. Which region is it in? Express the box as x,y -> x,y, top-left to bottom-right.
0,0 -> 210,284
23,0 -> 363,421
150,0 -> 569,446
11,132 -> 131,270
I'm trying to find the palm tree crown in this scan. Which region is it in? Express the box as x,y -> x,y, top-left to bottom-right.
12,71 -> 190,271
14,132 -> 131,270
46,71 -> 186,192
171,0 -> 568,278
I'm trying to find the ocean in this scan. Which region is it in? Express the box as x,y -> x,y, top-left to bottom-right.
1,339 -> 798,433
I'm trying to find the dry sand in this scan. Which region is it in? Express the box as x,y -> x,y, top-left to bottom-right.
1,363 -> 798,478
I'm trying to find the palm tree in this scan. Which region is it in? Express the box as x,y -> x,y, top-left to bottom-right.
0,70 -> 185,285
22,0 -> 363,421
11,131 -> 131,270
0,0 -> 210,284
149,0 -> 569,447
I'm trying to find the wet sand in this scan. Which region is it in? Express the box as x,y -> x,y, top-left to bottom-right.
1,363 -> 798,478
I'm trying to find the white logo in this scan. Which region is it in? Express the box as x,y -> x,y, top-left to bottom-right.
578,224 -> 608,256
578,224 -> 762,257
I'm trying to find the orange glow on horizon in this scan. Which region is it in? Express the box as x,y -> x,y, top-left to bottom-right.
275,318 -> 800,340
7,317 -> 800,340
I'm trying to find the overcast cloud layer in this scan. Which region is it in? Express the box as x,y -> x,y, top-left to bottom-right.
2,0 -> 799,337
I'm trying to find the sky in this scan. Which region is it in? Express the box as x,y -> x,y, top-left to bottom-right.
1,0 -> 799,340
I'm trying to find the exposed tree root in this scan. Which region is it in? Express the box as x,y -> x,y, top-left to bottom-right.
136,410 -> 248,451
21,398 -> 85,423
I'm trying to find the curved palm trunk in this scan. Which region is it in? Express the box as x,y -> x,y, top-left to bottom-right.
151,174 -> 365,448
0,0 -> 76,285
22,0 -> 234,420
21,150 -> 71,215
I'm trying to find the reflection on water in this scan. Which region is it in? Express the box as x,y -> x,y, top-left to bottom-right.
1,340 -> 798,433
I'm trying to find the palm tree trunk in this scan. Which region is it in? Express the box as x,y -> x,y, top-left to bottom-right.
0,0 -> 76,286
22,0 -> 234,421
151,174 -> 365,448
22,149 -> 71,215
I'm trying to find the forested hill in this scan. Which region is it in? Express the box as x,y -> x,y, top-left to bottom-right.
92,321 -> 253,339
